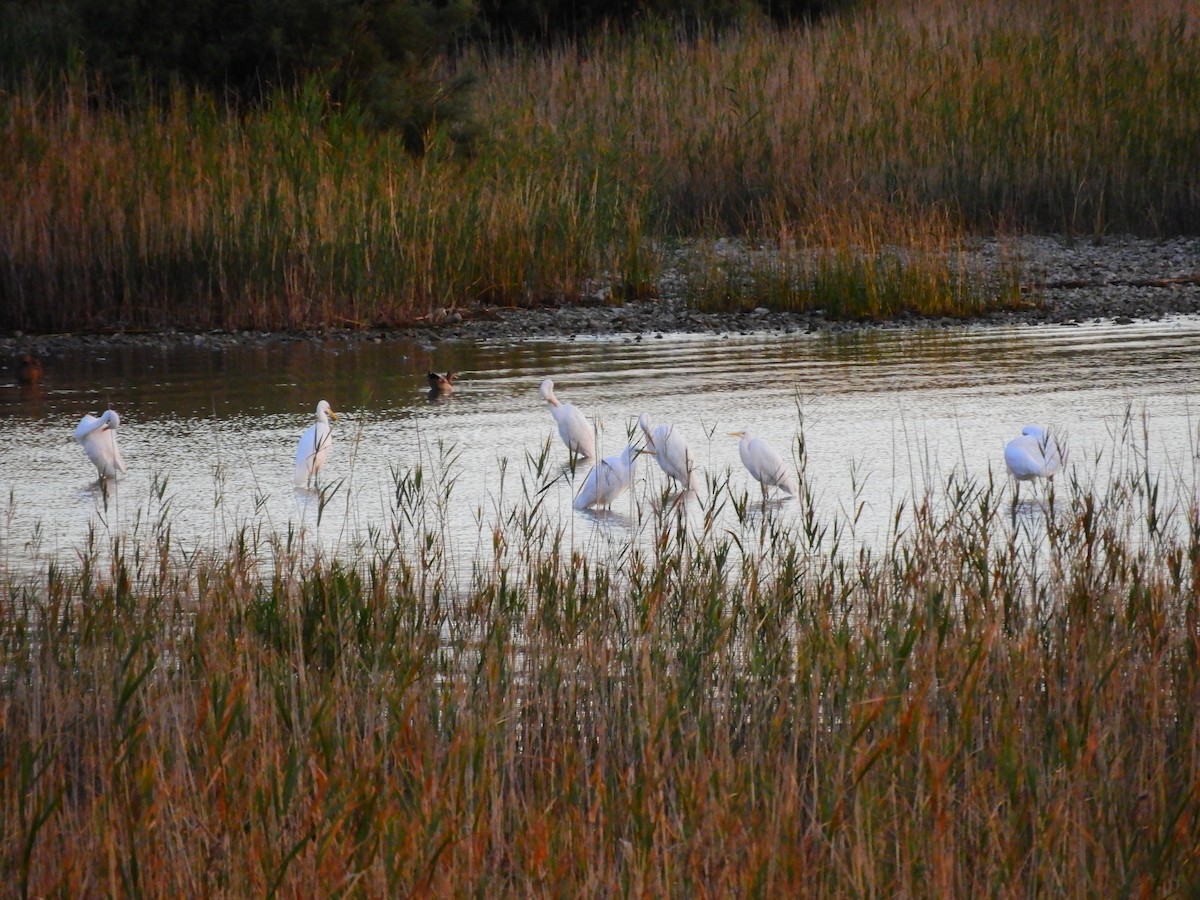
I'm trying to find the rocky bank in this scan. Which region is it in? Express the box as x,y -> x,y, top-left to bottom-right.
3,236 -> 1198,358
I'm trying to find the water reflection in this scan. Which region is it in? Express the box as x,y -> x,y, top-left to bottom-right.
575,507 -> 637,532
1,317 -> 1199,574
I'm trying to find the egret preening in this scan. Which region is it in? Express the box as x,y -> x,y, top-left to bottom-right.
427,372 -> 458,395
638,413 -> 695,491
295,400 -> 339,485
1004,424 -> 1066,483
573,443 -> 645,510
75,409 -> 127,479
540,378 -> 595,461
729,430 -> 797,499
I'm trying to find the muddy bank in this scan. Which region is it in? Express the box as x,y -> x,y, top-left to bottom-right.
445,234 -> 1200,342
3,236 -> 1198,361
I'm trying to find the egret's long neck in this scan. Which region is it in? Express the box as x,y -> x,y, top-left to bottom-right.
87,415 -> 114,436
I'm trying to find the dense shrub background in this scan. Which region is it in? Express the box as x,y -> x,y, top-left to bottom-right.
475,0 -> 850,41
0,0 -> 852,152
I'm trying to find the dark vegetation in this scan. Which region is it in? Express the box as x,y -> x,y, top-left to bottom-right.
1,0 -> 850,147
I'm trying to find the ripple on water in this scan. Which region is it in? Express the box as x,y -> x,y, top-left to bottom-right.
2,317 -> 1200,573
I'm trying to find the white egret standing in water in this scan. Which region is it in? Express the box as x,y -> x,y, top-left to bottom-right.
540,378 -> 595,461
1005,424 -> 1066,485
74,409 -> 127,479
729,429 -> 797,499
295,400 -> 339,484
638,412 -> 695,491
573,443 -> 645,510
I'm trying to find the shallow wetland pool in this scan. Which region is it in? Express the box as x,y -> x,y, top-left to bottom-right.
2,316 -> 1199,574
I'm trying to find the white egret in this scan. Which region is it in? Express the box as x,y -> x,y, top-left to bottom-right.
638,413 -> 695,491
729,430 -> 797,498
539,378 -> 595,460
427,371 -> 458,395
1004,424 -> 1066,483
294,400 -> 339,484
74,409 -> 127,479
573,443 -> 645,510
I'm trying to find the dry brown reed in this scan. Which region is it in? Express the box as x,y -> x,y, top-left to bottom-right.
2,419 -> 1199,894
2,0 -> 1198,329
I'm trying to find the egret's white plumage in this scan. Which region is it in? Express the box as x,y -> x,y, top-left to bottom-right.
540,378 -> 595,460
1004,424 -> 1065,482
574,443 -> 642,510
294,400 -> 339,484
74,409 -> 127,479
730,430 -> 797,497
638,413 -> 694,490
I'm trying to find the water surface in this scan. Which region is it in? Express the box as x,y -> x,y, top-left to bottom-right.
3,318 -> 1198,574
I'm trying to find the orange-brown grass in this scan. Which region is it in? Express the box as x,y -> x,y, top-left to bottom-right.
2,420 -> 1199,894
676,202 -> 1026,317
484,0 -> 1200,234
0,80 -> 650,332
2,0 -> 1199,330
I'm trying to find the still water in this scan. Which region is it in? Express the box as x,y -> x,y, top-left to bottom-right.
2,318 -> 1199,574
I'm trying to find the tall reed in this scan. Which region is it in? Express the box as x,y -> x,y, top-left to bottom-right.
0,76 -> 650,331
2,0 -> 1198,330
2,418 -> 1199,894
486,0 -> 1200,235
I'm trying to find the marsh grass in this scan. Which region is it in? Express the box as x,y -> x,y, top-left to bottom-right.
4,0 -> 1200,331
676,205 -> 1028,317
3,413 -> 1200,894
0,75 -> 650,332
526,0 -> 1200,236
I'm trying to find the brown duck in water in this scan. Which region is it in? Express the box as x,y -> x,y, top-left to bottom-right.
427,372 -> 459,396
16,354 -> 42,385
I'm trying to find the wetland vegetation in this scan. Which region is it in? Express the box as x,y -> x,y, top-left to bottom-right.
3,0 -> 1200,332
2,414 -> 1200,893
4,0 -> 1200,893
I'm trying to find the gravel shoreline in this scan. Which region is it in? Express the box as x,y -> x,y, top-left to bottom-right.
4,236 -> 1198,357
